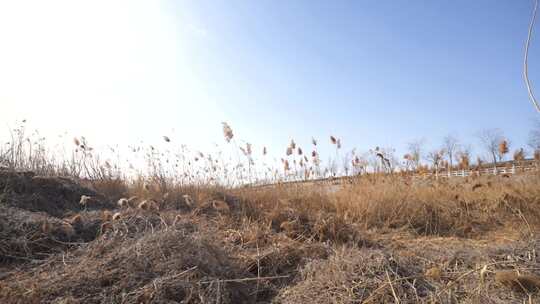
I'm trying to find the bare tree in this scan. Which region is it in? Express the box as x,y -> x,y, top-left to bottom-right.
341,150 -> 352,176
406,139 -> 425,170
457,145 -> 472,169
477,129 -> 505,166
426,149 -> 445,178
529,120 -> 540,151
442,135 -> 460,170
513,148 -> 526,163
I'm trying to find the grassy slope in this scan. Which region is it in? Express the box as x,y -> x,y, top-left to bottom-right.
1,169 -> 540,303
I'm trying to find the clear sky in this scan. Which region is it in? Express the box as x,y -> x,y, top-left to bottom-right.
0,0 -> 539,162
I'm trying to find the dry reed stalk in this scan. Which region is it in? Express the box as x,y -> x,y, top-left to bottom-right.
283,160 -> 290,172
286,147 -> 293,156
212,200 -> 230,213
60,222 -> 75,237
102,210 -> 113,222
100,222 -> 113,234
138,200 -> 150,210
128,196 -> 139,205
79,195 -> 92,207
117,198 -> 129,208
41,221 -> 52,234
330,136 -> 337,145
289,140 -> 296,150
68,214 -> 83,226
183,194 -> 194,207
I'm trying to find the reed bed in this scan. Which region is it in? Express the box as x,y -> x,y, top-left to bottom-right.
2,122 -> 540,303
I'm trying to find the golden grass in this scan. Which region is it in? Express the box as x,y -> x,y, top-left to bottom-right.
231,173 -> 540,239
2,169 -> 540,303
495,271 -> 540,292
3,123 -> 540,303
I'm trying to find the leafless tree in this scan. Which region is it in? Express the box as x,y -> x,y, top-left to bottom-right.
513,148 -> 526,163
529,120 -> 540,151
457,148 -> 472,169
341,151 -> 352,176
426,149 -> 445,178
442,135 -> 460,170
477,129 -> 504,166
406,139 -> 425,170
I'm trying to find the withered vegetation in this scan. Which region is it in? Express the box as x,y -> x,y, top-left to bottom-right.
1,167 -> 540,303
2,123 -> 540,303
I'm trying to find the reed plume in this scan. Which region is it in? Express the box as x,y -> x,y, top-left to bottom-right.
222,122 -> 234,143
286,147 -> 293,156
289,139 -> 296,149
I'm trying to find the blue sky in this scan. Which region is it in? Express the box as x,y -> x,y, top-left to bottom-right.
0,0 -> 539,162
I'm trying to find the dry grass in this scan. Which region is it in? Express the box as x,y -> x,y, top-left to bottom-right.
2,124 -> 540,303
275,247 -> 429,303
233,174 -> 540,239
2,169 -> 540,303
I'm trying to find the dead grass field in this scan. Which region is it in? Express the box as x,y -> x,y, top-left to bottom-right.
1,166 -> 540,303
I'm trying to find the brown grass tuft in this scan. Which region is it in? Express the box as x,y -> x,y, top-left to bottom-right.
495,271 -> 540,292
112,212 -> 121,221
117,198 -> 129,208
60,222 -> 75,237
127,195 -> 139,206
41,220 -> 52,234
471,182 -> 483,191
67,214 -> 83,226
212,200 -> 230,213
100,222 -> 113,234
102,210 -> 113,222
138,200 -> 150,210
425,266 -> 442,281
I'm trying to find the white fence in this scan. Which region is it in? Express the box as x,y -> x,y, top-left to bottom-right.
419,163 -> 538,179
251,160 -> 539,189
